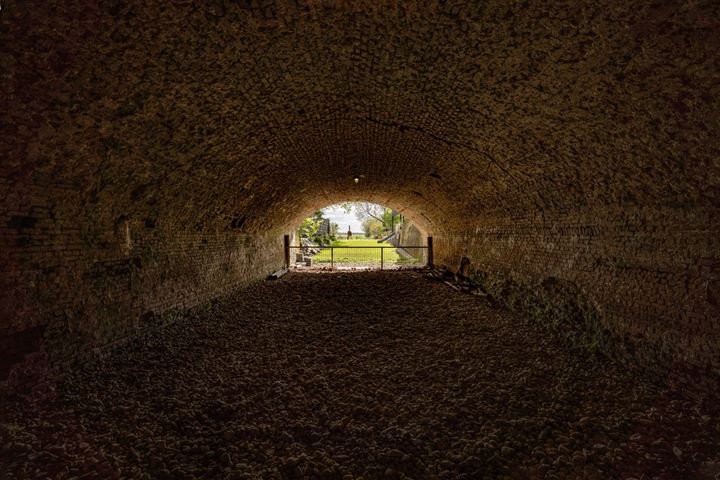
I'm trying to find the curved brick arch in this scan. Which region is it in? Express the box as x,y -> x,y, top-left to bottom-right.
284,200 -> 436,238
1,1 -> 719,388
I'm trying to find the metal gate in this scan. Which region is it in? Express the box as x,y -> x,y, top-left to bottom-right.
285,236 -> 433,271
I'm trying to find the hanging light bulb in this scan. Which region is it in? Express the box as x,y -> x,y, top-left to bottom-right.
353,176 -> 360,184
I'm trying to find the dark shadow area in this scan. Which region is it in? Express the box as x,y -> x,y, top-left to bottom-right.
2,272 -> 718,479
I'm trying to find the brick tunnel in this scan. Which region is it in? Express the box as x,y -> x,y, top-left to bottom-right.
1,1 -> 719,478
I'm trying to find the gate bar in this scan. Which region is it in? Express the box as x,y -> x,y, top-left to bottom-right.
427,236 -> 433,268
286,245 -> 427,250
284,234 -> 290,268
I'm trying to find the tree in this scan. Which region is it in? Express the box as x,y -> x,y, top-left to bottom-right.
311,210 -> 324,223
344,202 -> 385,223
299,210 -> 326,239
361,217 -> 384,238
341,202 -> 403,233
299,216 -> 321,238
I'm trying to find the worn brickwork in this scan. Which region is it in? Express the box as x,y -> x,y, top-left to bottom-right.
1,1 -> 719,389
399,221 -> 427,261
437,206 -> 720,388
1,178 -> 283,379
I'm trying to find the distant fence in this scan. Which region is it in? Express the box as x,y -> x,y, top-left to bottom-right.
285,237 -> 433,271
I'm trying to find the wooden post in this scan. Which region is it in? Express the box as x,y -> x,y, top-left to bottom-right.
380,247 -> 384,270
331,247 -> 334,270
283,234 -> 290,268
427,236 -> 433,268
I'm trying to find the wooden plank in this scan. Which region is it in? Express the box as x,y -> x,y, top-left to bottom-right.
267,268 -> 289,280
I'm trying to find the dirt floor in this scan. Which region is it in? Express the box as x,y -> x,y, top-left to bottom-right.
1,271 -> 719,479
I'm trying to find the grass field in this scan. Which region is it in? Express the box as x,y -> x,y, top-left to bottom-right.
312,238 -> 406,264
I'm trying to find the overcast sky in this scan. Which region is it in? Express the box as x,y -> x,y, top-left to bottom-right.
322,204 -> 364,232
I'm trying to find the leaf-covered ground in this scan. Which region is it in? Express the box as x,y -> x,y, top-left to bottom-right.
2,271 -> 718,479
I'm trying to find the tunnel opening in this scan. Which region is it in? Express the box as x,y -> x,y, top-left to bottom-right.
2,0 -> 720,476
287,202 -> 430,271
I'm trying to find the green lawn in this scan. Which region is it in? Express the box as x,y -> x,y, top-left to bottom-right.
332,238 -> 395,247
312,238 -> 406,264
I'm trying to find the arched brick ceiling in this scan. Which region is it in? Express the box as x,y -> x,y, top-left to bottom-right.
2,0 -> 719,233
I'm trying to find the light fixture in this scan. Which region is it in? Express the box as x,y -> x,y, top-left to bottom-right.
353,176 -> 360,184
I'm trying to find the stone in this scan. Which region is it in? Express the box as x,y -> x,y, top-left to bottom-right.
0,0 -> 718,399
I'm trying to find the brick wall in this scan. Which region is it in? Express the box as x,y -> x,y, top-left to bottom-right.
399,221 -> 427,262
2,0 -> 719,394
436,206 -> 720,389
1,178 -> 284,379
